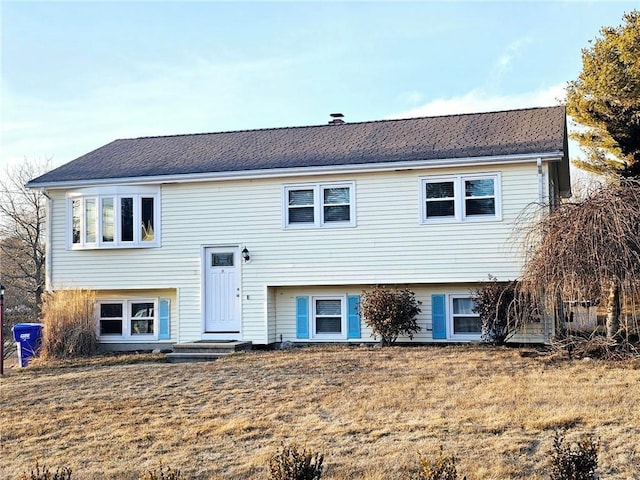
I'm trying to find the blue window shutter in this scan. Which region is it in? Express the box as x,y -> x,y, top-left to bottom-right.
431,294 -> 447,339
296,296 -> 309,339
347,295 -> 361,339
158,298 -> 170,340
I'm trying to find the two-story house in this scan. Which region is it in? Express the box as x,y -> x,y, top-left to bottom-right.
27,106 -> 570,350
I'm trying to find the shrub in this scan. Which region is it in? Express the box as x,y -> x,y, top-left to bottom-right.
553,334 -> 639,360
17,462 -> 72,480
138,464 -> 182,480
40,289 -> 99,360
360,287 -> 421,346
472,276 -> 520,345
410,447 -> 459,480
549,431 -> 599,480
268,443 -> 324,480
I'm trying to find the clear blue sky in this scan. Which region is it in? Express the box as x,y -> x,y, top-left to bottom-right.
1,1 -> 637,171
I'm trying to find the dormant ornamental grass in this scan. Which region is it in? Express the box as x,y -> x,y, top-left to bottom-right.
2,346 -> 640,479
39,289 -> 99,360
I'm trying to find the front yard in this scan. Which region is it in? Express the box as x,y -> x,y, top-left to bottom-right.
1,346 -> 639,479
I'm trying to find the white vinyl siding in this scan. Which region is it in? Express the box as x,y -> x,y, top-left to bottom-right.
275,287 -> 372,343
274,285 -> 548,345
47,161 -> 551,345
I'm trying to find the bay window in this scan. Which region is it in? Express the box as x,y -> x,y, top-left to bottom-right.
102,197 -> 115,242
68,186 -> 160,249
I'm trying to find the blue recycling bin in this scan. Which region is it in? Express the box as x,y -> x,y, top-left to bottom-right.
12,323 -> 44,367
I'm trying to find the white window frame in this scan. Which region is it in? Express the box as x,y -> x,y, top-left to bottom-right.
67,185 -> 161,249
310,295 -> 347,340
283,182 -> 356,229
96,298 -> 158,341
448,294 -> 482,341
420,173 -> 501,223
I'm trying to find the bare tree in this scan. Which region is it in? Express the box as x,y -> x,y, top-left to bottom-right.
521,177 -> 640,344
0,159 -> 49,337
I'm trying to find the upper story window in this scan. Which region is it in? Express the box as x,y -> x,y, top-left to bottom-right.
68,186 -> 160,249
421,173 -> 501,223
283,182 -> 355,228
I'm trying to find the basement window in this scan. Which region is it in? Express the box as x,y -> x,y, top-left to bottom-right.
449,295 -> 481,340
311,296 -> 347,339
97,299 -> 157,340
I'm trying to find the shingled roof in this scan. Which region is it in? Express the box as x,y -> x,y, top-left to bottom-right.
28,106 -> 567,187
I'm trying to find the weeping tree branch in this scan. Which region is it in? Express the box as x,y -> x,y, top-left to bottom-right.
520,177 -> 640,343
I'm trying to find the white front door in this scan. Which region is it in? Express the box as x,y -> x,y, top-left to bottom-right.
205,247 -> 240,333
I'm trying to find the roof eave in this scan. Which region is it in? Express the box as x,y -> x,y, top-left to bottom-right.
27,151 -> 565,190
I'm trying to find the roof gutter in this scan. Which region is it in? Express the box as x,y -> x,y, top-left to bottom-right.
27,151 -> 565,190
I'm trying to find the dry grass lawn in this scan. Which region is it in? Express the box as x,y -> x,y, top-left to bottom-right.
1,345 -> 640,480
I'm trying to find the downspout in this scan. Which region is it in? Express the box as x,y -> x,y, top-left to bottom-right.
40,188 -> 53,293
537,157 -> 544,205
536,158 -> 551,343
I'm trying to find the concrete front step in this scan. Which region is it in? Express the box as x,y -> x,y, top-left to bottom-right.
166,340 -> 252,363
171,340 -> 252,354
165,352 -> 233,363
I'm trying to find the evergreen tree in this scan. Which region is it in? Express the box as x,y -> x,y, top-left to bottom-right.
566,10 -> 640,177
